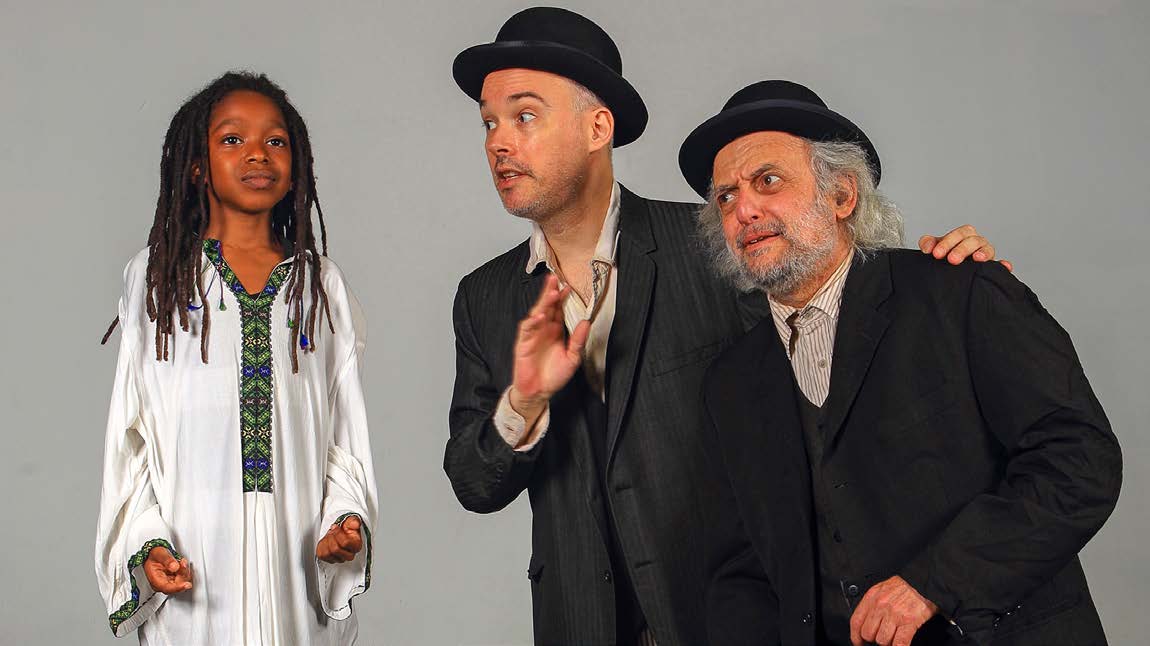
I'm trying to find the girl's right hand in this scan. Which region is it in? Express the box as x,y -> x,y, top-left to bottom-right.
144,546 -> 193,594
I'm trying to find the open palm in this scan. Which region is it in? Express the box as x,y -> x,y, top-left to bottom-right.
513,274 -> 590,402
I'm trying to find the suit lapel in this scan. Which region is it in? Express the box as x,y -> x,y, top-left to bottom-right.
721,320 -> 814,539
604,187 -> 657,471
820,252 -> 893,447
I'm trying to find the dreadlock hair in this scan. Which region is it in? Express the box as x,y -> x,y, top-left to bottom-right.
101,71 -> 333,373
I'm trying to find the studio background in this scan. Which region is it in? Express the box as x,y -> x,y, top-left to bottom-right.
1,0 -> 1146,643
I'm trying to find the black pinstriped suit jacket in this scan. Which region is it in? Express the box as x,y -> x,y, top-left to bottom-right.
445,186 -> 767,645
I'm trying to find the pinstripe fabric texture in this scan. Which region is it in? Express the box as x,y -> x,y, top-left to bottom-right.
446,186 -> 769,645
768,251 -> 853,406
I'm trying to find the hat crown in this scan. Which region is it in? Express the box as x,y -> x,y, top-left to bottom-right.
678,79 -> 880,197
723,80 -> 827,111
495,7 -> 622,74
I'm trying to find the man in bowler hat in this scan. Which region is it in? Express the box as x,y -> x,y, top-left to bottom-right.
683,80 -> 1121,645
444,8 -> 1001,644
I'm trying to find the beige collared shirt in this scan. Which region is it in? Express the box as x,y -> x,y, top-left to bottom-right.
768,250 -> 854,406
494,182 -> 621,450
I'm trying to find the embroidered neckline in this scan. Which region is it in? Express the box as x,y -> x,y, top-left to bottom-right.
203,239 -> 292,493
202,238 -> 292,301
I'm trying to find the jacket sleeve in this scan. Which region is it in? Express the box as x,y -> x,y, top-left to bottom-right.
443,279 -> 541,514
900,262 -> 1122,643
701,382 -> 782,645
315,276 -> 378,620
94,285 -> 179,637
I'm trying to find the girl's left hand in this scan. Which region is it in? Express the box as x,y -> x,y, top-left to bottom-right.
316,515 -> 363,563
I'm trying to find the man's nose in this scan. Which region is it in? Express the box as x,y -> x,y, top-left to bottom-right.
486,126 -> 515,157
733,193 -> 762,226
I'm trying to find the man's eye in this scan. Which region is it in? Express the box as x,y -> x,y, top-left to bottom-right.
481,119 -> 496,131
518,112 -> 536,123
761,174 -> 781,186
718,192 -> 736,204
222,135 -> 242,145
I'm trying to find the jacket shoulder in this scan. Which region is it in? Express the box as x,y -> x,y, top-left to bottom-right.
633,194 -> 704,248
873,247 -> 988,305
457,239 -> 531,299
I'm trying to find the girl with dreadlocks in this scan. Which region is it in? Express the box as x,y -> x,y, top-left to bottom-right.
95,72 -> 377,645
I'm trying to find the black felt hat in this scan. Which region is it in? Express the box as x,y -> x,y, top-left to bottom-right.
678,80 -> 881,197
453,6 -> 648,147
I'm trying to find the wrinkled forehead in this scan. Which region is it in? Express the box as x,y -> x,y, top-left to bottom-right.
479,68 -> 576,108
712,131 -> 810,184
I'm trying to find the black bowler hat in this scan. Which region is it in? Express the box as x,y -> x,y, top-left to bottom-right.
453,6 -> 648,147
678,80 -> 881,198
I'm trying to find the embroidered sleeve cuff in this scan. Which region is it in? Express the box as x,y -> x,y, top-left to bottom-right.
107,538 -> 181,637
493,388 -> 550,452
317,512 -> 373,621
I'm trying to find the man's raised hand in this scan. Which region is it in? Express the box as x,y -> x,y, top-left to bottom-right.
508,274 -> 590,431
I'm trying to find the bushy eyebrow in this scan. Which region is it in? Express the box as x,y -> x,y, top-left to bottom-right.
712,163 -> 780,198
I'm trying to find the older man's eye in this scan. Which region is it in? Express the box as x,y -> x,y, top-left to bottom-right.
481,119 -> 496,131
718,192 -> 736,204
518,112 -> 536,124
761,174 -> 781,186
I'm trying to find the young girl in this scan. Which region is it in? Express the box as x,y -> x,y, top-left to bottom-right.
95,72 -> 377,645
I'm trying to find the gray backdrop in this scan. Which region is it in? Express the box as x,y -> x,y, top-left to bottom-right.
1,0 -> 1147,644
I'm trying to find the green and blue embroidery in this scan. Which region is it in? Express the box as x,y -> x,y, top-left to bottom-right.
203,239 -> 292,493
108,538 -> 182,635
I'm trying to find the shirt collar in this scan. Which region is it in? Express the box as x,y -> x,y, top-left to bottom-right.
768,249 -> 854,324
526,182 -> 621,274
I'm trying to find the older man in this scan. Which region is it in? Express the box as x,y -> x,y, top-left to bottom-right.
444,9 -> 1000,644
683,80 -> 1121,646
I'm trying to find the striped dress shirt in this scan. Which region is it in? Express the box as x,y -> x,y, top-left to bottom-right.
768,251 -> 854,406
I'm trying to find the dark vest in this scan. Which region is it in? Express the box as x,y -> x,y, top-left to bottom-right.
795,386 -> 956,645
795,389 -> 857,645
578,368 -> 646,644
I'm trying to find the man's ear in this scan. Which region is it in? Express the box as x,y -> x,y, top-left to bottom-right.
588,107 -> 615,154
832,173 -> 859,220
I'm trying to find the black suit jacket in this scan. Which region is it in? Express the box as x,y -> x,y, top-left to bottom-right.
445,187 -> 768,645
702,249 -> 1121,646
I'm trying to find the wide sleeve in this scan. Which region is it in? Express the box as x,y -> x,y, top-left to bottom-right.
900,262 -> 1122,643
443,280 -> 541,514
94,292 -> 180,637
315,274 -> 379,620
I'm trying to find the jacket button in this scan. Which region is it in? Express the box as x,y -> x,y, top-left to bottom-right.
847,584 -> 861,597
801,613 -> 812,625
603,570 -> 613,583
832,530 -> 843,543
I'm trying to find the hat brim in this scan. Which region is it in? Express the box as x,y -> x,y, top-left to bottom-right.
453,40 -> 648,147
678,99 -> 881,198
